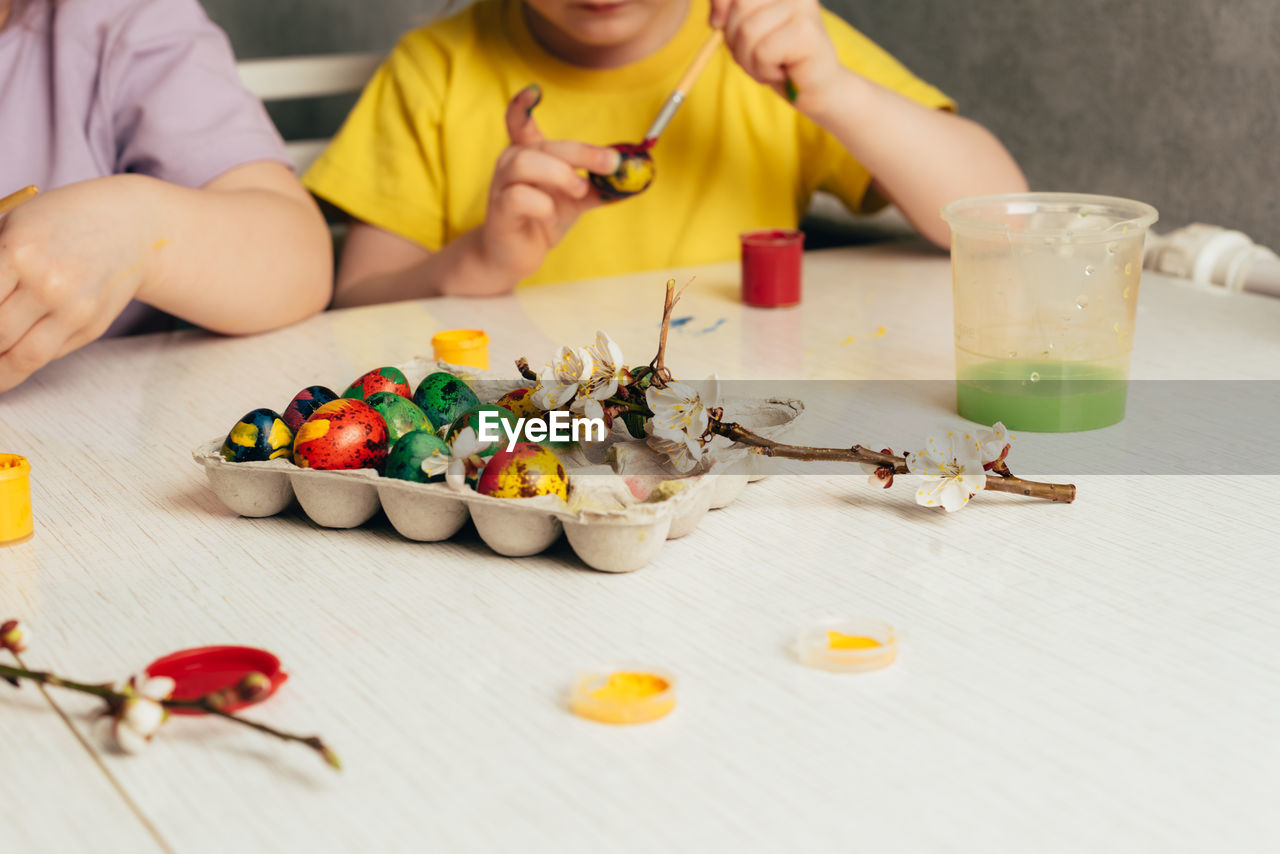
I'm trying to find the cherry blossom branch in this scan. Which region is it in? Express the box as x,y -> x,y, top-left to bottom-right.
710,420 -> 1076,503
649,277 -> 692,387
0,661 -> 340,769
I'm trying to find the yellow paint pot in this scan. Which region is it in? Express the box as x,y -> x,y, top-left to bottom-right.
0,454 -> 34,546
431,329 -> 490,370
795,618 -> 897,673
570,667 -> 676,725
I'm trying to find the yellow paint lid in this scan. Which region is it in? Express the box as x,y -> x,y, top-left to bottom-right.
796,618 -> 897,673
570,666 -> 676,725
431,329 -> 490,370
0,454 -> 34,546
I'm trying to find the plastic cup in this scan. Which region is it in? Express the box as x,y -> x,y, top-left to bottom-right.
741,229 -> 803,307
431,329 -> 489,369
0,454 -> 33,546
941,193 -> 1158,432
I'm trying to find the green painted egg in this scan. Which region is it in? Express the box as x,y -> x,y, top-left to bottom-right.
384,430 -> 451,483
443,404 -> 520,458
413,371 -> 480,430
365,392 -> 431,445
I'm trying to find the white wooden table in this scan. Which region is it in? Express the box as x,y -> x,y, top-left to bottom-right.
3,246 -> 1279,854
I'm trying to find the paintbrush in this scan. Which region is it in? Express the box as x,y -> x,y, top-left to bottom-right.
642,30 -> 725,147
0,185 -> 38,217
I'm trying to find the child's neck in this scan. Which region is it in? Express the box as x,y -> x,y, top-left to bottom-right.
523,0 -> 690,69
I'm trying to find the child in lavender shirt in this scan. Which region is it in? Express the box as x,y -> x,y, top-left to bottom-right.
0,0 -> 332,393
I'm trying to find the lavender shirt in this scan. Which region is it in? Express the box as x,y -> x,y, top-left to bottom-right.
0,0 -> 291,336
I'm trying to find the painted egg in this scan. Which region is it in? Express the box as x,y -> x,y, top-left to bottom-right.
589,143 -> 655,201
477,442 -> 569,500
495,387 -> 542,419
384,430 -> 451,483
443,404 -> 520,458
282,385 -> 339,432
365,392 -> 431,445
292,399 -> 389,471
343,366 -> 412,401
221,408 -> 293,463
413,371 -> 480,430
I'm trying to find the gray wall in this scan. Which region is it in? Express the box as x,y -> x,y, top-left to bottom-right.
203,0 -> 1280,248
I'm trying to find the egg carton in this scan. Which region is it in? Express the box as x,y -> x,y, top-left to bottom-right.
193,360 -> 803,572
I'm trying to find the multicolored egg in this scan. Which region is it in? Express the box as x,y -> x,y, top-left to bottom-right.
365,392 -> 431,445
495,387 -> 542,419
282,385 -> 339,432
413,371 -> 480,429
477,442 -> 569,500
342,367 -> 412,401
443,404 -> 520,458
384,430 -> 451,483
292,399 -> 389,471
221,408 -> 294,463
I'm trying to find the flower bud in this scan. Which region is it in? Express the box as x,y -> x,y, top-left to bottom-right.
236,672 -> 272,705
1,619 -> 29,654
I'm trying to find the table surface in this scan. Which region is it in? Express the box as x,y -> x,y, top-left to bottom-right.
3,245 -> 1279,854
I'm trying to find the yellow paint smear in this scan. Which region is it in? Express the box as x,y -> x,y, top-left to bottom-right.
869,326 -> 887,339
827,630 -> 882,650
151,239 -> 170,251
840,336 -> 856,346
590,672 -> 669,702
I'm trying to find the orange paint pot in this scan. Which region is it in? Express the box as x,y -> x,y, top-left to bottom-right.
0,454 -> 34,546
796,618 -> 897,673
570,667 -> 676,725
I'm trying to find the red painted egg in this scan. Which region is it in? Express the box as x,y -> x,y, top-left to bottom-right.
342,366 -> 412,401
292,399 -> 389,471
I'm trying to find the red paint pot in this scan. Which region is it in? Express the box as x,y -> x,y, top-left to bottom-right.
146,646 -> 288,716
741,229 -> 804,308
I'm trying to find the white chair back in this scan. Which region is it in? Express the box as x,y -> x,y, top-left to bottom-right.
237,52 -> 383,173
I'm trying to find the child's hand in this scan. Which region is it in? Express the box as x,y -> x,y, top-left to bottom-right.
478,86 -> 622,283
0,179 -> 154,392
709,0 -> 841,109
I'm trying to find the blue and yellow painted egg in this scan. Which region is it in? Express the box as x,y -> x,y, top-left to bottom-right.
342,367 -> 412,401
221,408 -> 294,463
477,442 -> 569,500
365,392 -> 431,445
282,385 -> 339,432
292,399 -> 389,471
413,371 -> 480,430
443,404 -> 520,458
384,430 -> 451,483
495,387 -> 542,419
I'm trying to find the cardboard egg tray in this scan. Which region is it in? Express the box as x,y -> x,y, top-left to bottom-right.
194,359 -> 803,572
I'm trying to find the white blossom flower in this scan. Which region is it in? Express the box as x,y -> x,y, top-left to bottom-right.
110,675 -> 175,754
445,426 -> 488,492
905,431 -> 986,512
1,619 -> 30,654
645,381 -> 709,446
645,425 -> 707,474
418,446 -> 451,480
531,346 -> 592,411
582,331 -> 627,403
976,421 -> 1015,468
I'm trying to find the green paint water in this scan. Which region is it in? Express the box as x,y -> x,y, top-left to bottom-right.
956,355 -> 1130,432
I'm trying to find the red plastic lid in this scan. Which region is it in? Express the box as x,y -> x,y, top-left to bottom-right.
146,646 -> 288,716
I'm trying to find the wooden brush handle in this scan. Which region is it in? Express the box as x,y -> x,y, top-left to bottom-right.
0,185 -> 38,217
673,30 -> 725,97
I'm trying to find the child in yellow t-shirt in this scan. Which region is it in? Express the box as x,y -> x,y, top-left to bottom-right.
304,0 -> 1026,306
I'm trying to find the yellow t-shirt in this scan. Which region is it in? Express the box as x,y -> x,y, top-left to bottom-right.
304,0 -> 953,287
